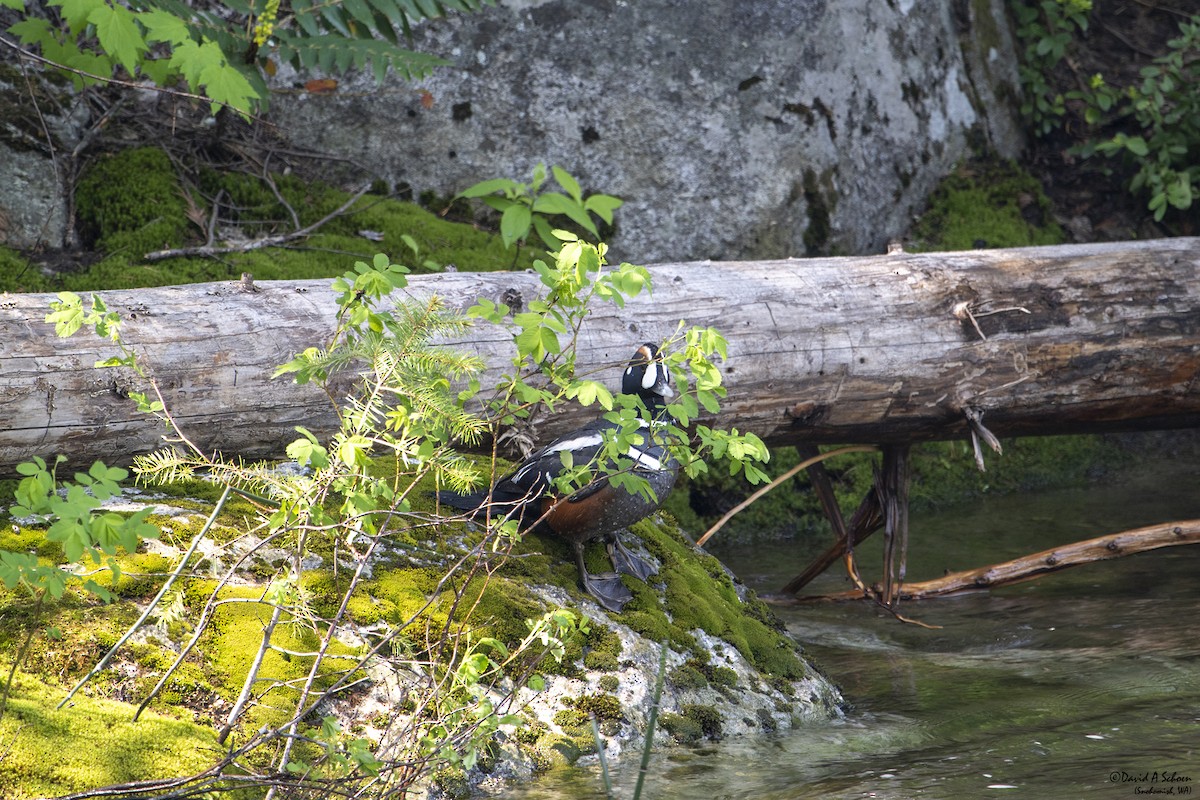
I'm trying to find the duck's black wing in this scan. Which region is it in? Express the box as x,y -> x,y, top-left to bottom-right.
437,417 -> 614,521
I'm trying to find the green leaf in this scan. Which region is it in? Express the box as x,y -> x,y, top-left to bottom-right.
14,458 -> 45,477
170,38 -> 259,116
1124,136 -> 1149,157
83,579 -> 114,603
198,59 -> 259,116
138,8 -> 194,46
337,435 -> 373,467
1,0 -> 26,10
342,0 -> 377,27
287,434 -> 330,469
499,203 -> 531,248
8,17 -> 54,48
539,326 -> 560,356
89,2 -> 147,76
456,178 -> 519,198
531,193 -> 599,237
583,193 -> 623,224
45,291 -> 85,337
551,165 -> 582,202
531,216 -> 560,249
50,0 -> 98,35
568,380 -> 613,410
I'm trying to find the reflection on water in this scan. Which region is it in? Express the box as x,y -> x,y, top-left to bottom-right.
500,459 -> 1200,799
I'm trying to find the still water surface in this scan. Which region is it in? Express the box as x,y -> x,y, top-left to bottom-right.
502,461 -> 1200,798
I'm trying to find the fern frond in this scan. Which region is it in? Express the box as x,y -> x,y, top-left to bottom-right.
272,31 -> 447,81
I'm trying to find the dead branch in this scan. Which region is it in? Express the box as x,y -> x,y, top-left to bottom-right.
695,445 -> 877,547
142,182 -> 372,261
794,519 -> 1200,602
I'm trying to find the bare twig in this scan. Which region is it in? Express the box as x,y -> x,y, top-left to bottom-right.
696,445 -> 878,547
205,189 -> 225,247
143,182 -> 373,261
952,300 -> 1032,341
58,486 -> 232,709
964,405 -> 1003,472
262,151 -> 301,230
218,599 -> 284,745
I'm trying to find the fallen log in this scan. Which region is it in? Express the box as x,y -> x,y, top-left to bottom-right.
2,237 -> 1199,474
789,519 -> 1200,602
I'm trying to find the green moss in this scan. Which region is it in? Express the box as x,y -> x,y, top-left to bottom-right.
515,718 -> 546,745
597,674 -> 619,692
581,624 -> 622,672
711,665 -> 739,688
582,649 -> 618,671
110,551 -> 172,598
680,703 -> 723,739
431,766 -> 471,800
191,581 -> 363,736
658,711 -> 703,744
552,708 -> 589,734
627,518 -> 807,680
801,168 -> 836,256
910,158 -> 1065,251
530,733 -> 584,770
565,692 -> 623,721
0,673 -> 218,799
3,151 -> 541,294
669,663 -> 708,690
75,148 -> 189,255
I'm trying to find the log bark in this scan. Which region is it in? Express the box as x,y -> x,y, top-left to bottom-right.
2,238 -> 1199,474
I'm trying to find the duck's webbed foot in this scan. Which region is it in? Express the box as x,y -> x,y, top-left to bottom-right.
582,571 -> 634,612
574,542 -> 634,612
606,534 -> 658,582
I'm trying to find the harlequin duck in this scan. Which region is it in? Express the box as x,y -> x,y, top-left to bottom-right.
438,343 -> 678,612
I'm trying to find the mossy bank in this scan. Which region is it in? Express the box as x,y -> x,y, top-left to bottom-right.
0,476 -> 841,798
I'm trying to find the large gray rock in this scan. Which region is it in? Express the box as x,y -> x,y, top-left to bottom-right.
269,0 -> 1023,261
0,67 -> 89,251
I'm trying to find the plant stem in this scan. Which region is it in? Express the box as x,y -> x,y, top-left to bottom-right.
59,485 -> 233,710
0,590 -> 44,720
632,641 -> 668,800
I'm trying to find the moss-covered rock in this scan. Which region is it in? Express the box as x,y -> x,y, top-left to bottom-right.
75,147 -> 189,255
0,674 -> 218,800
2,148 -> 542,293
909,158 -> 1065,251
0,443 -> 840,796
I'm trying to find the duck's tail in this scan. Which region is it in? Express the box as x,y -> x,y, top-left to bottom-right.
440,489 -> 508,512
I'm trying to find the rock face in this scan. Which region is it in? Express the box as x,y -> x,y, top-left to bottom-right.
0,68 -> 84,250
270,0 -> 1024,262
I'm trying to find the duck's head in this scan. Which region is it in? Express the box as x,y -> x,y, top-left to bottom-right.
622,343 -> 674,409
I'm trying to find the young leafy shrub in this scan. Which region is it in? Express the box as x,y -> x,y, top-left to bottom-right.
1076,16 -> 1200,222
456,163 -> 623,250
1012,0 -> 1093,135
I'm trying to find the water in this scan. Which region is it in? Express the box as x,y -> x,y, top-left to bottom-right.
500,459 -> 1200,798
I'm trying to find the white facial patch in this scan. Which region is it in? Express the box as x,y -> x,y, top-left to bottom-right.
641,363 -> 657,389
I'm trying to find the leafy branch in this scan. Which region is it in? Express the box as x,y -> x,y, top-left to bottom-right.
456,163 -> 624,252
2,0 -> 493,116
